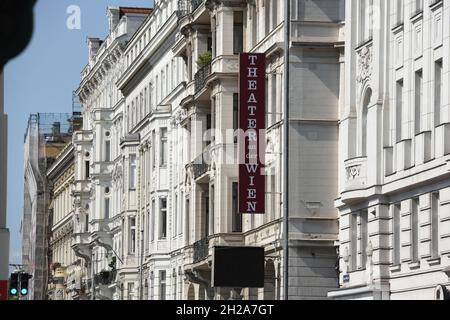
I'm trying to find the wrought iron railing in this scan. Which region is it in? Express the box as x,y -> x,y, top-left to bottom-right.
194,63 -> 211,93
193,238 -> 209,263
177,0 -> 189,18
94,270 -> 117,286
192,152 -> 210,179
191,0 -> 203,13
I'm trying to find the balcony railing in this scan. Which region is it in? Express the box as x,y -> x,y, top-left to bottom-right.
192,151 -> 210,179
94,270 -> 117,286
177,0 -> 189,18
193,238 -> 209,264
191,0 -> 203,13
194,63 -> 211,93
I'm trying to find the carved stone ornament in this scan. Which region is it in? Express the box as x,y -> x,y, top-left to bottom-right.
356,46 -> 372,83
346,164 -> 361,180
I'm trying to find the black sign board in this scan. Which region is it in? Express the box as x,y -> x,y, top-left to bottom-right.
212,246 -> 265,288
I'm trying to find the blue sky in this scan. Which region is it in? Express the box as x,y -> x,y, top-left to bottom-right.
5,0 -> 154,267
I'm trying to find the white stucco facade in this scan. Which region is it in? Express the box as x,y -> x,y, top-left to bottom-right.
329,0 -> 450,300
71,0 -> 344,300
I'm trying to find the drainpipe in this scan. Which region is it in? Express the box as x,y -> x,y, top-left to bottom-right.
283,0 -> 291,301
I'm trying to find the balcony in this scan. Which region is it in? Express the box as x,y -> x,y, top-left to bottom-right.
192,151 -> 210,180
91,162 -> 114,177
91,219 -> 113,251
72,232 -> 92,262
191,0 -> 203,13
73,130 -> 93,144
94,270 -> 117,286
344,157 -> 367,191
73,180 -> 91,195
342,157 -> 368,204
194,63 -> 211,94
211,55 -> 239,75
193,238 -> 209,264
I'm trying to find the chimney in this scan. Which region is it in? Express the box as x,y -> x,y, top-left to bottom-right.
87,37 -> 102,60
107,7 -> 121,33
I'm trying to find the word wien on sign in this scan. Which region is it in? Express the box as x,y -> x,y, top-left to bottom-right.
239,53 -> 266,215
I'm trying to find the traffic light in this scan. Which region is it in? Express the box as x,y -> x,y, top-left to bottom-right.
9,273 -> 19,296
20,273 -> 31,296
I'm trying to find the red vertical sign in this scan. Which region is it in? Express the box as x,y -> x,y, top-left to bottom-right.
0,280 -> 7,300
239,53 -> 265,215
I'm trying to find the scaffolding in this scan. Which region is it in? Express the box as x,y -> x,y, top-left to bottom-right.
22,111 -> 79,300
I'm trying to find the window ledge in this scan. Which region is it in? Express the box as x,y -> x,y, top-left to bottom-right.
427,257 -> 441,266
390,265 -> 401,273
408,261 -> 421,269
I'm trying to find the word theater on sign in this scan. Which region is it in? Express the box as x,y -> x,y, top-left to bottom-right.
239,53 -> 266,215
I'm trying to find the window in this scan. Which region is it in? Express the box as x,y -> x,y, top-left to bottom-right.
160,198 -> 167,239
350,210 -> 368,270
159,270 -> 166,300
160,128 -> 168,167
360,0 -> 373,41
271,73 -> 277,125
179,191 -> 184,236
206,114 -> 212,147
233,11 -> 243,54
156,75 -> 159,103
435,60 -> 442,127
144,279 -> 148,300
185,199 -> 190,243
210,185 -> 215,235
396,0 -> 404,24
431,193 -> 440,258
392,204 -> 401,265
150,272 -> 154,300
271,0 -> 278,29
414,70 -> 423,134
140,93 -> 144,120
166,64 -> 169,94
149,82 -> 154,111
129,217 -> 136,254
85,161 -> 90,179
414,0 -> 423,13
174,193 -> 178,235
232,182 -> 242,232
151,199 -> 155,241
105,140 -> 111,162
85,213 -> 89,232
147,210 -> 151,249
204,191 -> 210,238
129,154 -> 137,190
264,0 -> 270,35
152,131 -> 156,169
127,282 -> 134,300
361,90 -> 371,156
173,269 -> 177,299
411,198 -> 419,262
360,210 -> 369,268
233,93 -> 239,143
104,198 -> 110,220
396,80 -> 404,142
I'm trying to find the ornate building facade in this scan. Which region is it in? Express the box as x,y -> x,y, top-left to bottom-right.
71,0 -> 344,300
329,0 -> 450,300
47,143 -> 89,300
